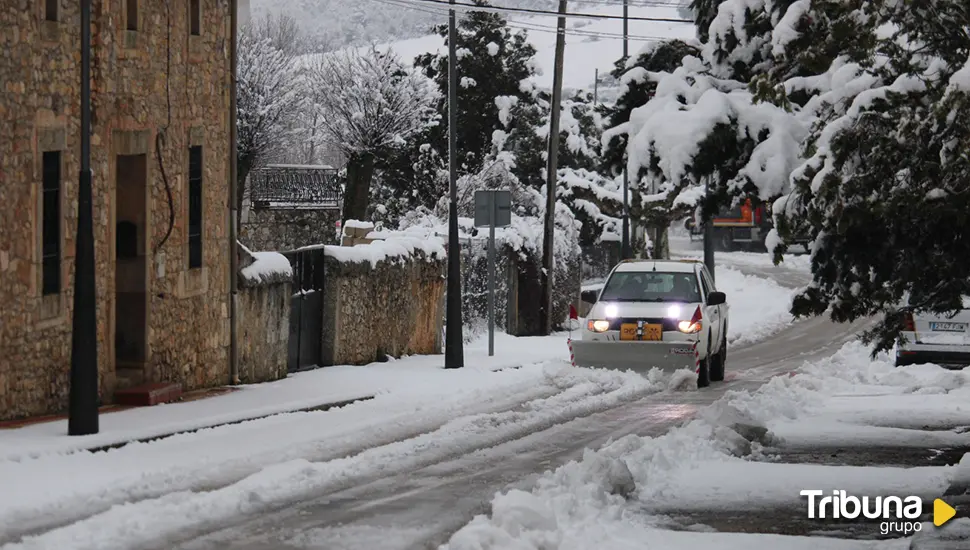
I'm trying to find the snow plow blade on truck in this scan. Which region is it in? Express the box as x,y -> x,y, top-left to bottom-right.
570,339 -> 698,374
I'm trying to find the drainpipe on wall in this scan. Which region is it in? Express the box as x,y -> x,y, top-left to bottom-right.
228,0 -> 240,385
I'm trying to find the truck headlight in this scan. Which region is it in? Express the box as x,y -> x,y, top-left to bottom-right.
678,320 -> 702,333
587,320 -> 610,332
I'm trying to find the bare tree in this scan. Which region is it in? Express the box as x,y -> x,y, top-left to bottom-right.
248,12 -> 304,56
304,47 -> 439,222
235,14 -> 301,222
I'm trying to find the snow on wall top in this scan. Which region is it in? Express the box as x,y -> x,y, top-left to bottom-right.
323,235 -> 446,269
343,220 -> 375,230
238,242 -> 294,286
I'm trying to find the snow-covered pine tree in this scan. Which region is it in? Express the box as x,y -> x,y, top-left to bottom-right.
371,141 -> 447,226
774,0 -> 970,355
413,1 -> 539,176
597,40 -> 702,256
491,87 -> 606,246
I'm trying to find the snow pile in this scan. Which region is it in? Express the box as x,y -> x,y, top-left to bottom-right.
718,342 -> 970,450
237,243 -> 293,286
443,341 -> 970,549
715,266 -> 795,345
321,235 -> 445,269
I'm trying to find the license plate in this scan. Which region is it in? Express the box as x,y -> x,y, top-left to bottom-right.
619,323 -> 662,341
931,322 -> 967,332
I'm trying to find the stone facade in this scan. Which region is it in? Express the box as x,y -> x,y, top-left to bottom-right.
0,0 -> 233,420
239,206 -> 341,252
321,246 -> 445,366
236,247 -> 290,385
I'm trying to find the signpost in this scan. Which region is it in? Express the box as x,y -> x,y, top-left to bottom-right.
474,190 -> 512,356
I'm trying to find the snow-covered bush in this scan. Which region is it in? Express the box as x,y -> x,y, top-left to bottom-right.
398,161 -> 582,335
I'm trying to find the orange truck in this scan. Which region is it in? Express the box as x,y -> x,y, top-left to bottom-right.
684,198 -> 776,252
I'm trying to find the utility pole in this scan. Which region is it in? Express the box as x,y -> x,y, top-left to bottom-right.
541,0 -> 568,335
70,0 -> 99,435
703,176 -> 715,284
228,0 -> 240,386
445,0 -> 464,368
593,68 -> 598,105
620,0 -> 631,260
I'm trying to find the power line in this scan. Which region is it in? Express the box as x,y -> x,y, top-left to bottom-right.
369,0 -> 678,41
396,0 -> 693,23
560,0 -> 687,6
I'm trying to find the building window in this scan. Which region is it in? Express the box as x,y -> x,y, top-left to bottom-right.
45,0 -> 58,21
42,151 -> 61,295
126,0 -> 138,31
188,145 -> 203,269
190,0 -> 201,36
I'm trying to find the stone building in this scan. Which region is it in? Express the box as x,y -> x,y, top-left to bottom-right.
0,0 -> 234,420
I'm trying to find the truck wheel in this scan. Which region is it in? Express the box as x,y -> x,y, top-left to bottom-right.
710,337 -> 726,382
697,339 -> 711,388
716,231 -> 735,252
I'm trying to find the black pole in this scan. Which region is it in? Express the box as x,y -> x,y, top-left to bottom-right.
540,0 -> 568,335
69,0 -> 100,435
703,177 -> 715,284
444,0 -> 464,368
620,0 -> 631,260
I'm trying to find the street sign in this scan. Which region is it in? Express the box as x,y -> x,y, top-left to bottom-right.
472,190 -> 512,357
474,190 -> 511,228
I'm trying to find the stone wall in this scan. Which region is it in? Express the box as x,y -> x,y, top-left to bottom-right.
239,206 -> 342,252
0,1 -> 232,420
320,240 -> 446,366
236,246 -> 291,384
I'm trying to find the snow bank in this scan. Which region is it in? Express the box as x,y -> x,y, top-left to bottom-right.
443,340 -> 970,549
715,266 -> 794,345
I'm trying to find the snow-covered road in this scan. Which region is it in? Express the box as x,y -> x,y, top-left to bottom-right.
166,312 -> 871,550
0,249 -> 846,550
144,258 -> 875,550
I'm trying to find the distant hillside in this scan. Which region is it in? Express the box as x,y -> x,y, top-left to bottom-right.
251,0 -> 692,51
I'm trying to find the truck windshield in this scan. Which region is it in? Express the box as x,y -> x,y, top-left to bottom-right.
598,271 -> 702,303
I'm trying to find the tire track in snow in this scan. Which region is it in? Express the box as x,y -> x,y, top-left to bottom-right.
1,367 -> 664,550
0,362 -> 574,544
